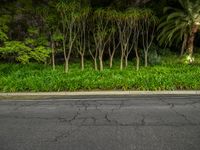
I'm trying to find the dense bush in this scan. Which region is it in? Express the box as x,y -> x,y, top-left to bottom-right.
1,56 -> 200,92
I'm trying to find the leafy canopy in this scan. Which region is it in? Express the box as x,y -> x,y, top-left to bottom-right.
157,0 -> 200,46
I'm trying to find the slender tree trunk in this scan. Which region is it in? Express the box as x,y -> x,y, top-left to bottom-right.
144,51 -> 148,67
51,41 -> 55,70
110,54 -> 114,68
99,55 -> 103,71
94,58 -> 98,71
63,41 -> 68,73
135,48 -> 140,71
136,57 -> 140,71
65,58 -> 69,73
89,48 -> 98,71
120,53 -> 124,70
125,55 -> 128,68
99,51 -> 103,71
80,54 -> 84,71
180,34 -> 187,56
108,47 -> 112,68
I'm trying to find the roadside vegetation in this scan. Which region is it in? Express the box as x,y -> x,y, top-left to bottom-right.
0,0 -> 200,92
1,54 -> 200,92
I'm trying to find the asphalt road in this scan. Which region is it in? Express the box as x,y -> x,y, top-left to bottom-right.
0,95 -> 200,150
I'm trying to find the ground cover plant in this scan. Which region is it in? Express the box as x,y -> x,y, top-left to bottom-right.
0,55 -> 200,92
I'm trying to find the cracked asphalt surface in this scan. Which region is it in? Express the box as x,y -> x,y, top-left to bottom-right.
0,95 -> 200,150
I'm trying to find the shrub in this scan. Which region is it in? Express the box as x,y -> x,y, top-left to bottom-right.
0,61 -> 200,92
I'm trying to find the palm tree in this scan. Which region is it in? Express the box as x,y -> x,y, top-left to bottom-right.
157,0 -> 200,60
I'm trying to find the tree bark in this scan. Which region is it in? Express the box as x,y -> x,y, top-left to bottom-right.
120,53 -> 124,70
64,58 -> 69,73
51,41 -> 55,70
110,55 -> 114,68
99,56 -> 103,71
135,48 -> 140,71
187,25 -> 198,56
125,55 -> 128,68
80,54 -> 84,71
94,58 -> 98,71
136,57 -> 140,71
144,51 -> 148,67
180,34 -> 187,56
63,41 -> 68,73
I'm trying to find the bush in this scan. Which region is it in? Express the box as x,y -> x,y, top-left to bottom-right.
0,41 -> 50,64
0,60 -> 200,92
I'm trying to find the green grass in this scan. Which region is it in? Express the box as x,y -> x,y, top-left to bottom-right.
1,55 -> 200,92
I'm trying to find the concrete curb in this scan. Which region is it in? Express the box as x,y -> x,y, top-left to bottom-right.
1,91 -> 200,96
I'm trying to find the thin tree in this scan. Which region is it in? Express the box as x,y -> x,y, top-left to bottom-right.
106,9 -> 120,68
92,9 -> 110,71
56,0 -> 80,73
141,9 -> 157,67
76,7 -> 90,71
36,4 -> 59,70
116,11 -> 133,70
124,9 -> 141,68
129,8 -> 141,71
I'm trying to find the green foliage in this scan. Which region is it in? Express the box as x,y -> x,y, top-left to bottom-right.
157,0 -> 200,47
0,15 -> 11,31
157,47 -> 172,56
0,15 -> 11,42
180,54 -> 195,64
1,59 -> 200,92
0,30 -> 8,42
0,41 -> 50,64
148,45 -> 161,65
149,43 -> 173,57
1,0 -> 200,79
52,31 -> 63,41
27,27 -> 39,37
140,44 -> 161,66
25,38 -> 37,47
30,46 -> 50,63
0,41 -> 31,64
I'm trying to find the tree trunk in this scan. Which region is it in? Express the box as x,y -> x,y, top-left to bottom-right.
64,59 -> 69,73
51,41 -> 55,70
125,55 -> 128,68
180,34 -> 187,57
63,41 -> 68,73
136,57 -> 140,71
135,48 -> 140,71
65,43 -> 73,73
187,34 -> 195,56
120,54 -> 124,70
187,25 -> 198,56
99,56 -> 103,71
94,58 -> 98,71
80,54 -> 84,71
109,55 -> 114,68
144,51 -> 148,67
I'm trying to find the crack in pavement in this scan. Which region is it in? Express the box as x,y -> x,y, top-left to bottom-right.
58,111 -> 80,124
53,127 -> 78,142
1,97 -> 200,128
141,115 -> 146,126
105,113 -> 119,125
159,98 -> 196,124
52,115 -> 88,143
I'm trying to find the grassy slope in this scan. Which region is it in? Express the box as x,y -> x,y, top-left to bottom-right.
0,55 -> 200,92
